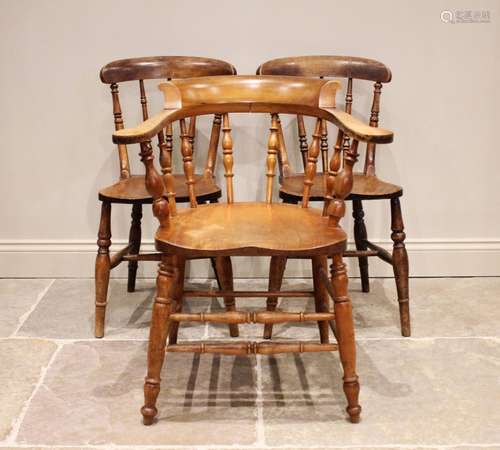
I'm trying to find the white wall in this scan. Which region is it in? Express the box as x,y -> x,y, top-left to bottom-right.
0,0 -> 499,278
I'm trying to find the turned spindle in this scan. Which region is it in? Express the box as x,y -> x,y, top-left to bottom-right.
341,78 -> 353,161
297,114 -> 309,169
276,114 -> 292,178
301,119 -> 322,208
222,113 -> 234,203
110,83 -> 130,179
139,141 -> 169,227
328,139 -> 359,227
266,114 -> 279,203
180,119 -> 197,208
364,81 -> 382,176
320,119 -> 329,173
204,114 -> 222,178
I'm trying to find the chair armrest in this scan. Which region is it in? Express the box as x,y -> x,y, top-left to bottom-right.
322,107 -> 393,144
112,109 -> 178,144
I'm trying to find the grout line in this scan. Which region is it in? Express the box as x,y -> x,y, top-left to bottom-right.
4,342 -> 64,444
2,443 -> 500,449
255,354 -> 266,447
10,279 -> 55,337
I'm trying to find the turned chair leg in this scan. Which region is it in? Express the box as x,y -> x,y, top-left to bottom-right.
95,201 -> 112,338
390,197 -> 411,337
215,256 -> 239,337
352,199 -> 369,293
311,256 -> 330,343
263,256 -> 287,339
141,255 -> 180,425
168,257 -> 186,345
127,203 -> 142,293
331,254 -> 361,423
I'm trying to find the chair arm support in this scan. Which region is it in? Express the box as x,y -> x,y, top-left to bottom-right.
322,107 -> 393,144
113,109 -> 178,144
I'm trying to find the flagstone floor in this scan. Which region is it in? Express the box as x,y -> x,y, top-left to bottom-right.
0,276 -> 499,450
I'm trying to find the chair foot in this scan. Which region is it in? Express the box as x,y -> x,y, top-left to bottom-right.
141,405 -> 157,426
344,379 -> 362,423
95,202 -> 111,338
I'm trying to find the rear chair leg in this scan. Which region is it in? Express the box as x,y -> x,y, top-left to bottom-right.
127,203 -> 142,293
390,197 -> 410,337
331,254 -> 361,423
352,199 -> 369,293
263,256 -> 287,339
311,256 -> 330,343
95,201 -> 112,338
141,255 -> 179,425
215,256 -> 239,337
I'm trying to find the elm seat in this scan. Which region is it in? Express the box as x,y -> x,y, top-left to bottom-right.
154,202 -> 347,257
280,172 -> 402,202
99,174 -> 222,204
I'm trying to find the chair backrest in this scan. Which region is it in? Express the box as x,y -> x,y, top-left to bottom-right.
112,76 -> 393,231
257,55 -> 392,176
100,56 -> 236,180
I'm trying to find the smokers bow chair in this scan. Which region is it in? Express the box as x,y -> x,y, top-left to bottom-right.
96,56 -> 237,338
112,75 -> 395,425
258,56 -> 410,337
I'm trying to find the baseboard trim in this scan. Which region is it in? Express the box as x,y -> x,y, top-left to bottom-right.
1,238 -> 499,278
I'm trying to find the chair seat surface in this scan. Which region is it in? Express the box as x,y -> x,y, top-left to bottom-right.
280,172 -> 402,201
99,174 -> 221,203
155,202 -> 347,256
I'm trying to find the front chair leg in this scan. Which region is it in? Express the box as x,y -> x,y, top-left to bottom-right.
95,201 -> 112,338
127,203 -> 143,292
352,199 -> 370,293
263,256 -> 287,339
390,197 -> 411,337
331,254 -> 361,423
168,257 -> 186,345
141,255 -> 179,425
215,256 -> 239,337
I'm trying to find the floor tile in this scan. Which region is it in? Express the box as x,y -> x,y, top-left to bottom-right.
261,338 -> 500,446
0,279 -> 53,337
350,277 -> 500,338
0,339 -> 57,441
17,340 -> 258,446
17,279 -> 210,340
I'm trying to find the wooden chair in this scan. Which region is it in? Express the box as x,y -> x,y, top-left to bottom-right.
96,56 -> 237,338
257,56 -> 410,337
112,75 -> 394,425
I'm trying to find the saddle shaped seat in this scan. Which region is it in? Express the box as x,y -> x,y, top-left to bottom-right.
155,202 -> 347,257
99,174 -> 221,204
280,172 -> 402,202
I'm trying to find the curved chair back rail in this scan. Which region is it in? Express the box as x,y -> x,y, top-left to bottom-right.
257,55 -> 391,176
256,55 -> 391,82
112,75 -> 394,232
100,56 -> 236,180
100,55 -> 236,84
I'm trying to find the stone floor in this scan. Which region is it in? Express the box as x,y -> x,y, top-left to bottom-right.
0,277 -> 499,450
